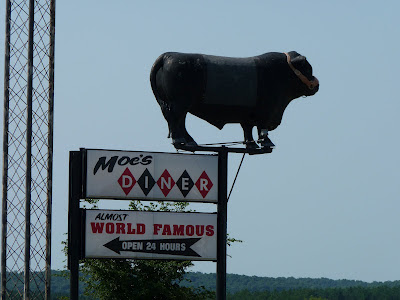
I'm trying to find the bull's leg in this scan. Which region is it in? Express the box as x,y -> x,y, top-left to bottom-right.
241,123 -> 258,149
170,113 -> 188,146
182,114 -> 197,147
159,103 -> 188,146
257,128 -> 275,148
169,111 -> 199,147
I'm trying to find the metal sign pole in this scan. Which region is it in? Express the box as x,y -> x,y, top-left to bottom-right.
216,148 -> 228,300
68,151 -> 82,300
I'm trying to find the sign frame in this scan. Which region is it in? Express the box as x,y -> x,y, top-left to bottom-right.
68,147 -> 233,300
82,209 -> 217,261
82,148 -> 219,203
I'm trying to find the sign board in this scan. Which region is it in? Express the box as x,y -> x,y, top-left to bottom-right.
84,149 -> 218,203
84,209 -> 217,261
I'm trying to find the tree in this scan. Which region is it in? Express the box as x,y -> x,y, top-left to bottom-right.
78,200 -> 214,300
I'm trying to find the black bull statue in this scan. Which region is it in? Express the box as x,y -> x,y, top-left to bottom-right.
150,51 -> 319,149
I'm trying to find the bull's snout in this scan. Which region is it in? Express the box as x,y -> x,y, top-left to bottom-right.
311,76 -> 319,89
307,76 -> 319,95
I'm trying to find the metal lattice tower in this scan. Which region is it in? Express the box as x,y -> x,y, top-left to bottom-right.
1,0 -> 55,299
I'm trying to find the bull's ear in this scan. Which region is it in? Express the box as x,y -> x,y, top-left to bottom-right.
288,51 -> 300,58
291,55 -> 306,68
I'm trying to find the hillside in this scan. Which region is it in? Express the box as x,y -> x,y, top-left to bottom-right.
182,272 -> 400,294
3,271 -> 400,297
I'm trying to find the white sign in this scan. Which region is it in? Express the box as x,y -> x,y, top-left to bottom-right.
84,209 -> 217,261
84,149 -> 218,202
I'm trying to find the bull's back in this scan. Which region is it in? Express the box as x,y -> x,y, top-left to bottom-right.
202,55 -> 258,107
154,53 -> 206,104
156,52 -> 260,107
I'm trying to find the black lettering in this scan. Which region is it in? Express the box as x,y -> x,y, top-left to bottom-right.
93,154 -> 153,175
93,155 -> 153,175
104,214 -> 114,221
93,156 -> 118,175
95,213 -> 129,222
118,156 -> 130,166
130,157 -> 140,165
141,155 -> 153,165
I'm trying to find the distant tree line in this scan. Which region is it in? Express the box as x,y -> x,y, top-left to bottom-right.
227,286 -> 400,300
183,272 -> 400,295
3,270 -> 400,299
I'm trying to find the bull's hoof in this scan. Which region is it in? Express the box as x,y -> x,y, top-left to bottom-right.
245,140 -> 259,149
172,137 -> 187,147
172,138 -> 198,149
258,137 -> 275,148
186,140 -> 198,147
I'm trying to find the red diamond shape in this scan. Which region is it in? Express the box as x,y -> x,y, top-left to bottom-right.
195,171 -> 213,198
118,168 -> 136,195
157,169 -> 175,197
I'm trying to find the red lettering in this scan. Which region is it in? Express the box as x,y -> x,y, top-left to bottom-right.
127,223 -> 136,234
162,224 -> 172,235
116,223 -> 125,234
173,225 -> 184,236
105,223 -> 114,234
153,224 -> 162,235
91,222 -> 104,233
195,225 -> 204,236
206,225 -> 214,236
137,223 -> 145,234
186,225 -> 194,236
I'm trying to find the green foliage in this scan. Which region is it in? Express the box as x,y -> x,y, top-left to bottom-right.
226,286 -> 400,300
5,270 -> 400,299
226,234 -> 243,247
129,200 -> 191,212
80,258 -> 213,300
182,272 -> 400,295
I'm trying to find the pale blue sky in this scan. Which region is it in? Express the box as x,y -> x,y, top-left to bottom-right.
1,1 -> 400,282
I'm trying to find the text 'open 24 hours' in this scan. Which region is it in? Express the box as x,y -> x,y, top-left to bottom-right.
84,149 -> 218,203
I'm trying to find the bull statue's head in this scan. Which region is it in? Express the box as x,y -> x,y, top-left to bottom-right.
285,51 -> 319,98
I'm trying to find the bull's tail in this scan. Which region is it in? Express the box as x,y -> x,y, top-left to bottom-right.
150,53 -> 165,103
150,53 -> 172,138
